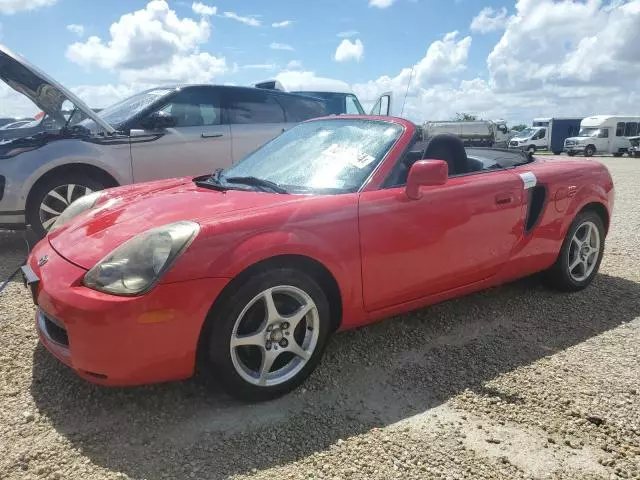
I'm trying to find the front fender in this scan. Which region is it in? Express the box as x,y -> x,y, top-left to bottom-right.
561,175 -> 613,237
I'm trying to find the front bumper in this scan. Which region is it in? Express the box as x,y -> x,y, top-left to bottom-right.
24,238 -> 230,386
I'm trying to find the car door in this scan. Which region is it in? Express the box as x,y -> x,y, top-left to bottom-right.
369,91 -> 392,116
130,87 -> 232,182
224,89 -> 288,163
358,169 -> 524,312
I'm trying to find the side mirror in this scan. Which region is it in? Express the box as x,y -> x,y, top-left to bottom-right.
140,111 -> 177,130
405,160 -> 448,200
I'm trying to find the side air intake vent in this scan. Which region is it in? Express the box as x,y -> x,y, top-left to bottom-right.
525,185 -> 547,233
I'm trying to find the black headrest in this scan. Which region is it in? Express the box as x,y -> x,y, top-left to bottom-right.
422,133 -> 469,175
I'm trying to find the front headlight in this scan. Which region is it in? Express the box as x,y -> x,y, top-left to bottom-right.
49,191 -> 102,232
83,221 -> 200,296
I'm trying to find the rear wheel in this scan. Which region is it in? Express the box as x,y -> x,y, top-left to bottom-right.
584,145 -> 595,157
26,173 -> 107,238
613,152 -> 623,157
544,211 -> 605,292
567,151 -> 576,156
202,268 -> 332,401
527,145 -> 536,154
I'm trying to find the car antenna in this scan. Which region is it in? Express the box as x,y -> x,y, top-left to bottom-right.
400,65 -> 415,117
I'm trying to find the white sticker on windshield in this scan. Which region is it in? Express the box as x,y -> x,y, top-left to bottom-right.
320,143 -> 376,169
519,171 -> 537,189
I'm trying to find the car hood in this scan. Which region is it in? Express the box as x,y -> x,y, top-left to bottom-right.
48,177 -> 310,269
0,43 -> 115,134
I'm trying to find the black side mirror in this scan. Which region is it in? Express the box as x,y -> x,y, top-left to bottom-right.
140,111 -> 177,130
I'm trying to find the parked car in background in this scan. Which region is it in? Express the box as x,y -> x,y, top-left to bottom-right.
422,119 -> 510,147
0,43 -> 327,236
253,78 -> 391,117
22,116 -> 614,400
509,126 -> 549,153
0,119 -> 34,130
564,115 -> 640,157
531,117 -> 583,154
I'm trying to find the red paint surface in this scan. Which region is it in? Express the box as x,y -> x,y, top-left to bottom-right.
28,116 -> 615,386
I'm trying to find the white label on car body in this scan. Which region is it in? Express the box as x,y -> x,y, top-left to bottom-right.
519,171 -> 537,189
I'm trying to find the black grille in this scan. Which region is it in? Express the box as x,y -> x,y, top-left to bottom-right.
43,313 -> 69,346
0,175 -> 5,201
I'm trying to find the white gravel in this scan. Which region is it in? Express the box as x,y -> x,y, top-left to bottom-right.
0,155 -> 638,480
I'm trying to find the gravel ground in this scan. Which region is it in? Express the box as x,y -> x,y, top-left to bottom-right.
0,155 -> 638,480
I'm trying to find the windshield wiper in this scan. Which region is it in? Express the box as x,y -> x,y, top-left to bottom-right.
224,176 -> 288,194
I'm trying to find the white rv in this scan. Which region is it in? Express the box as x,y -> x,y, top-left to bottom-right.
563,115 -> 640,157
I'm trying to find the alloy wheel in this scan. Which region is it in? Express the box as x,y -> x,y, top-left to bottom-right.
229,285 -> 320,387
39,184 -> 94,231
567,220 -> 600,282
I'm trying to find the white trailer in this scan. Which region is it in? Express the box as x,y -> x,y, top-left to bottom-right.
421,120 -> 510,147
563,115 -> 640,157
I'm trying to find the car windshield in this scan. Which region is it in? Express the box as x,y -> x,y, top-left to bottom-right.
578,127 -> 600,137
514,128 -> 535,138
78,88 -> 174,132
294,91 -> 365,115
218,119 -> 403,194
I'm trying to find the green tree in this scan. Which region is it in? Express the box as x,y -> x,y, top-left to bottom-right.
453,112 -> 478,122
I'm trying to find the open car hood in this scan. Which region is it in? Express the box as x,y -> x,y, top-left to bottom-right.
0,43 -> 115,134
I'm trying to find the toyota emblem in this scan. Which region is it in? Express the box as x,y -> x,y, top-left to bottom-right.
38,255 -> 49,267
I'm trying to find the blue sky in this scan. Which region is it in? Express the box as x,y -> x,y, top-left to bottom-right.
1,0 -> 639,124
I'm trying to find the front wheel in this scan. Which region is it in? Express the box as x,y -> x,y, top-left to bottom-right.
26,174 -> 107,238
584,145 -> 595,157
203,268 -> 332,401
544,211 -> 605,292
527,145 -> 536,154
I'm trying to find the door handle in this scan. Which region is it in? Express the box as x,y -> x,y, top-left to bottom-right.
495,193 -> 513,205
201,132 -> 224,138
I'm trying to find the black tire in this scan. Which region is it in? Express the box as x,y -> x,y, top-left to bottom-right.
544,210 -> 606,292
26,173 -> 107,238
613,152 -> 623,157
584,145 -> 595,157
567,151 -> 576,156
202,267 -> 332,401
527,145 -> 536,154
552,151 -> 562,155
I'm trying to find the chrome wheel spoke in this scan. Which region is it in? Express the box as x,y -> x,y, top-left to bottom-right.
283,302 -> 315,332
289,341 -> 311,361
40,203 -> 63,216
66,184 -> 76,204
258,351 -> 278,386
262,288 -> 280,323
569,255 -> 582,272
567,220 -> 601,282
47,190 -> 68,205
231,332 -> 265,348
41,217 -> 59,230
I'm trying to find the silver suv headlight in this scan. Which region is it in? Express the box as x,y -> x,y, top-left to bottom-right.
50,191 -> 102,232
83,221 -> 200,296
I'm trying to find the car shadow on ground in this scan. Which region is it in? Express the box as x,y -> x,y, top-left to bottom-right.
29,272 -> 640,479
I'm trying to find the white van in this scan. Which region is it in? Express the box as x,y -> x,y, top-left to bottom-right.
508,126 -> 548,153
563,115 -> 640,157
423,120 -> 510,147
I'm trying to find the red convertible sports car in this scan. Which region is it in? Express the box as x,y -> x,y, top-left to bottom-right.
22,115 -> 614,400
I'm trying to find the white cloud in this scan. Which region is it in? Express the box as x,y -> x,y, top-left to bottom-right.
286,60 -> 302,70
274,70 -> 352,93
272,20 -> 293,28
334,38 -> 364,62
70,84 -> 139,110
66,0 -> 226,84
241,63 -> 278,70
0,0 -> 57,14
270,42 -> 294,51
337,30 -> 359,38
0,82 -> 39,118
66,24 -> 85,37
368,0 -> 396,8
191,2 -> 216,16
222,11 -> 261,27
470,7 -> 509,33
487,0 -> 640,93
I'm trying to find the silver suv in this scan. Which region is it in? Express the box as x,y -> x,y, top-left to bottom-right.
0,44 -> 327,236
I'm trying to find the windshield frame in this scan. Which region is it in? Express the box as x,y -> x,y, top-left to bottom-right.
78,87 -> 178,133
213,117 -> 406,195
